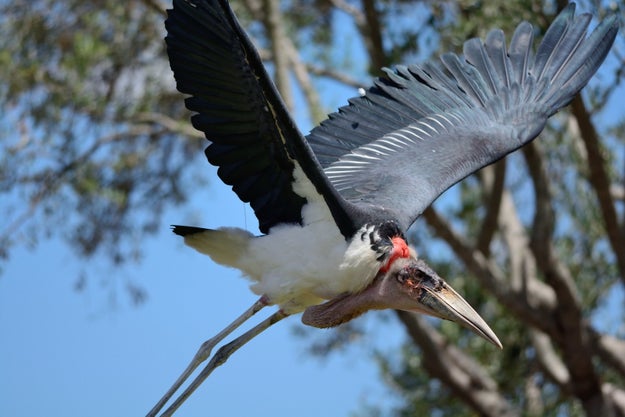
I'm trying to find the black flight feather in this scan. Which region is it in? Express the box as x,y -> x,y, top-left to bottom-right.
165,0 -> 360,237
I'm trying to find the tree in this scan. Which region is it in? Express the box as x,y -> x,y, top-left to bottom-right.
1,0 -> 624,416
0,0 -> 203,283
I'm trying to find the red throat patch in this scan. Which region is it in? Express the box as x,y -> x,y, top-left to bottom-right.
380,237 -> 410,273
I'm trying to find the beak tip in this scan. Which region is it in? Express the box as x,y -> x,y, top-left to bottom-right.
468,317 -> 503,350
420,284 -> 502,349
471,322 -> 502,349
491,335 -> 503,350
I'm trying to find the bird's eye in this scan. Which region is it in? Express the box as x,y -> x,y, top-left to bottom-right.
396,267 -> 410,283
414,268 -> 427,279
397,264 -> 424,284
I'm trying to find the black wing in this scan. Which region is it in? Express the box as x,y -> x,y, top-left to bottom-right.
307,4 -> 618,231
165,0 -> 360,236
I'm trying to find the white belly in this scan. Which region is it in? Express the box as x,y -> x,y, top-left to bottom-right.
239,219 -> 379,312
182,164 -> 382,313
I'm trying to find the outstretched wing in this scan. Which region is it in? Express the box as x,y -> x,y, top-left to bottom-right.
307,4 -> 618,231
165,0 -> 359,236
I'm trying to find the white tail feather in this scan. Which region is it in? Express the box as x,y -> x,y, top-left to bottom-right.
183,227 -> 254,267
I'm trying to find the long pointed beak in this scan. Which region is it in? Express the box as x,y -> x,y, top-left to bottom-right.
417,281 -> 502,349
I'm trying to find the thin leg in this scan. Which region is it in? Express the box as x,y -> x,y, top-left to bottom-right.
146,296 -> 269,417
159,310 -> 289,417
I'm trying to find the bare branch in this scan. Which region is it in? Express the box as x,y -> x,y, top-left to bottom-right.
423,206 -> 558,332
476,160 -> 506,255
1,124 -> 164,244
361,0 -> 386,72
396,311 -> 518,417
283,38 -> 325,124
140,0 -> 167,18
524,373 -> 545,417
529,328 -> 571,390
331,0 -> 387,72
524,134 -> 604,414
571,96 -> 625,285
588,327 -> 625,378
601,383 -> 625,416
611,184 -> 625,202
135,112 -> 204,139
305,63 -> 363,89
523,142 -> 555,243
261,0 -> 293,111
329,0 -> 366,27
523,141 -> 582,316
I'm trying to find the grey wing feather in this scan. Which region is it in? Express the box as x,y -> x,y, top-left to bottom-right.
307,4 -> 618,231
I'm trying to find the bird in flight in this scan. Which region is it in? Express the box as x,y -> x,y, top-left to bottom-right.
147,1 -> 617,415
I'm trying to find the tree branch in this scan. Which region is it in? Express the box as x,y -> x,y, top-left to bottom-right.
361,0 -> 387,73
571,96 -> 625,286
329,0 -> 365,27
588,327 -> 625,379
423,206 -> 558,332
305,62 -> 363,89
140,0 -> 167,18
529,328 -> 571,390
476,160 -> 506,256
1,124 -> 164,245
524,372 -> 545,417
396,311 -> 518,417
261,0 -> 293,111
283,37 -> 325,124
331,0 -> 387,73
135,112 -> 204,139
524,136 -> 604,415
601,383 -> 625,417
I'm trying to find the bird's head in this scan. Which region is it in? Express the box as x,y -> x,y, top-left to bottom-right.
302,257 -> 502,348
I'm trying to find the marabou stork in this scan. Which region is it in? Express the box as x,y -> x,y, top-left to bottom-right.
147,1 -> 617,415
